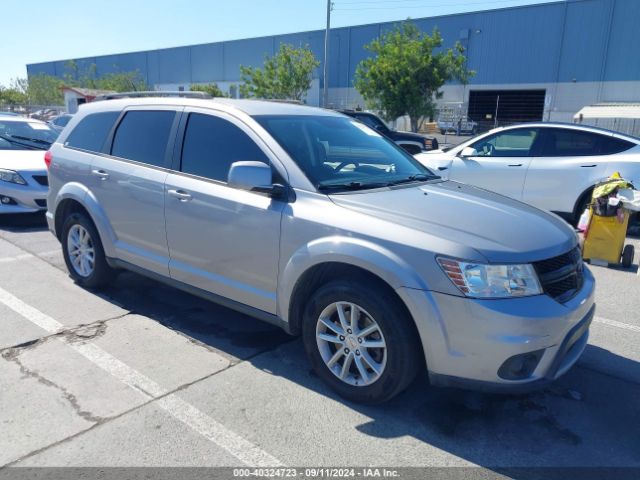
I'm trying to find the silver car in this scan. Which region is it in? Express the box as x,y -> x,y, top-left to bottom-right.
0,116 -> 56,213
46,96 -> 595,403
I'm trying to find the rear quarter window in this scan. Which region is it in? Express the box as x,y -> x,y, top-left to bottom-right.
64,111 -> 120,153
598,135 -> 636,155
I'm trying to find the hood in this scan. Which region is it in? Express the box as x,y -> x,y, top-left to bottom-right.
329,181 -> 576,263
392,130 -> 427,141
0,150 -> 48,173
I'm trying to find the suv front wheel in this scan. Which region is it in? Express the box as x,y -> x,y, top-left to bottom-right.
302,280 -> 421,403
61,212 -> 115,288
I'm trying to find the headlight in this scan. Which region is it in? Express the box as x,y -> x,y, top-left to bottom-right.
0,169 -> 27,185
438,257 -> 542,298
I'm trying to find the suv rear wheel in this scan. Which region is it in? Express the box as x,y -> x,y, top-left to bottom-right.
61,212 -> 115,288
302,280 -> 421,404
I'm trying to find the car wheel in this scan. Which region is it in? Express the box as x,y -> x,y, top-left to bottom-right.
302,280 -> 421,404
622,244 -> 634,268
61,212 -> 115,288
440,129 -> 446,135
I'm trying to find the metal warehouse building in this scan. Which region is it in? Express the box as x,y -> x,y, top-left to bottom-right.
27,0 -> 639,125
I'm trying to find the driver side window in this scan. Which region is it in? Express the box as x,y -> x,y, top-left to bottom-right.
471,128 -> 540,157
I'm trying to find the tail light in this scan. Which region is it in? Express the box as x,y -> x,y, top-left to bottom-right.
44,150 -> 52,169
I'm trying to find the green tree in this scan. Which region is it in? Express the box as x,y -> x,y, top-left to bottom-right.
354,22 -> 474,132
190,82 -> 227,97
239,44 -> 319,101
63,61 -> 147,92
26,74 -> 65,105
0,78 -> 28,105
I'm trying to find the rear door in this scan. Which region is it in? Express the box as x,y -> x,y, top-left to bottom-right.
522,128 -> 611,214
90,107 -> 180,275
448,127 -> 541,200
164,109 -> 285,314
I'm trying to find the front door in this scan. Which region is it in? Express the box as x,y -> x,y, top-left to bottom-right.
164,109 -> 284,314
449,127 -> 541,201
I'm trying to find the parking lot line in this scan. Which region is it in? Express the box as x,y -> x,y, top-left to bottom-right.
594,316 -> 640,333
0,285 -> 283,467
0,249 -> 60,264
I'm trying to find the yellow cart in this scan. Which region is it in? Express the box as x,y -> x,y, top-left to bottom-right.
582,209 -> 634,267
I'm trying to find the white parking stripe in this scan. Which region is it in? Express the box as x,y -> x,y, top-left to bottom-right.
0,249 -> 61,264
0,286 -> 283,467
0,254 -> 34,264
594,316 -> 640,333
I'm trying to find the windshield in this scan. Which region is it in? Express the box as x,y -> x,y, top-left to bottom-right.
0,120 -> 58,150
255,115 -> 438,192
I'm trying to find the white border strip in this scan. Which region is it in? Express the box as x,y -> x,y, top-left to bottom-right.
594,316 -> 640,333
0,286 -> 283,467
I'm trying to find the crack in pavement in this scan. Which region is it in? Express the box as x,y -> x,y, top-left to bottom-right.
0,313 -> 131,357
0,317 -> 132,426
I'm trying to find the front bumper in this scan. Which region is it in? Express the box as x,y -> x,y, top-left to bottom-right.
0,174 -> 48,214
397,265 -> 595,392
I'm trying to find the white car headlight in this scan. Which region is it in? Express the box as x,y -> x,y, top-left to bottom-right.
0,169 -> 27,185
438,257 -> 542,298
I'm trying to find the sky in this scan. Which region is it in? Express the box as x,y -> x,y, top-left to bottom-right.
2,0 -> 560,87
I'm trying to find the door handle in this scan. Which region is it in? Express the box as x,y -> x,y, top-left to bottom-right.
508,164 -> 523,167
437,166 -> 448,171
167,189 -> 192,202
91,169 -> 109,180
581,164 -> 597,168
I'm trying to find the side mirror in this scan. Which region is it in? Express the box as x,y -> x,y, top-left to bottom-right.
228,161 -> 278,196
459,147 -> 478,158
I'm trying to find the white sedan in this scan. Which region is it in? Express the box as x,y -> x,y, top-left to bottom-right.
0,116 -> 57,214
415,122 -> 640,222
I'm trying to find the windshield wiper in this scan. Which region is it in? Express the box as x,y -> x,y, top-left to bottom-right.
386,173 -> 441,186
317,181 -> 390,192
0,134 -> 42,150
8,135 -> 52,146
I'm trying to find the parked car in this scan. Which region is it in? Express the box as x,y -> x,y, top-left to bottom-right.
48,113 -> 74,132
47,97 -> 594,403
437,117 -> 478,135
0,116 -> 56,213
338,109 -> 438,154
416,122 -> 640,223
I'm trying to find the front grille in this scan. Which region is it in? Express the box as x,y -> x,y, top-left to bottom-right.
32,175 -> 48,186
533,247 -> 584,303
34,199 -> 47,207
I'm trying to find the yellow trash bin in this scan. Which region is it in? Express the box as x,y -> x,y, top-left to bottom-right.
582,209 -> 634,267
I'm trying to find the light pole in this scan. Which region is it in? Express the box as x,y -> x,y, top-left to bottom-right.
323,0 -> 333,107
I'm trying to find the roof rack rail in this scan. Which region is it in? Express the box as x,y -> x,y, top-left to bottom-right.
93,91 -> 212,101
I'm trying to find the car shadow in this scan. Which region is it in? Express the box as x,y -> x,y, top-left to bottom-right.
0,212 -> 48,232
95,270 -> 640,473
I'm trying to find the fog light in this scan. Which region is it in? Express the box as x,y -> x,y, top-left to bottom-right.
0,195 -> 17,205
498,349 -> 544,380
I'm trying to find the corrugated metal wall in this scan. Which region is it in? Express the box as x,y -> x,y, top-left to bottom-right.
26,0 -> 637,89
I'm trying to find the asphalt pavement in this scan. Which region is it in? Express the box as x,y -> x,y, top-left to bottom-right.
0,212 -> 639,479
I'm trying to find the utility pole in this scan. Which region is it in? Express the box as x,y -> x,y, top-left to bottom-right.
323,0 -> 333,108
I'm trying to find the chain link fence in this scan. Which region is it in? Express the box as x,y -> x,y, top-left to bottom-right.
0,104 -> 66,121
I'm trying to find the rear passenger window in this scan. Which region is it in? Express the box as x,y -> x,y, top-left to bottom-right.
111,111 -> 175,167
542,129 -> 599,156
181,113 -> 269,182
65,111 -> 119,153
599,136 -> 635,155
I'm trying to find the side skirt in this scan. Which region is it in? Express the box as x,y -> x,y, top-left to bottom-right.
106,257 -> 294,335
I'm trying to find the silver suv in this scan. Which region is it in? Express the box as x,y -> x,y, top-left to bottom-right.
46,96 -> 595,403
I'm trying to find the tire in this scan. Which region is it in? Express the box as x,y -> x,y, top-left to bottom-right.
61,212 -> 115,288
621,244 -> 634,268
440,129 -> 446,135
302,279 -> 422,404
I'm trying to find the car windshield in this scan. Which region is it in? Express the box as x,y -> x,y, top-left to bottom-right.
255,115 -> 438,192
0,120 -> 57,150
